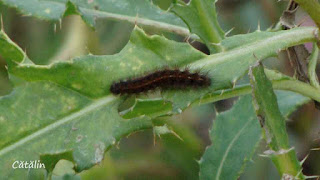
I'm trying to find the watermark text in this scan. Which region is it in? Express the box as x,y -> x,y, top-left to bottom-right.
12,160 -> 45,169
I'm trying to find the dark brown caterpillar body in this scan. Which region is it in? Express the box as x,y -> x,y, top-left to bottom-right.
110,68 -> 211,95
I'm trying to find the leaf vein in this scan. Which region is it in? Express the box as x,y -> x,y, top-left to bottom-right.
215,118 -> 255,179
0,95 -> 116,157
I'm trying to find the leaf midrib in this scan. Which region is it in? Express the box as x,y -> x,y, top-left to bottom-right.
0,95 -> 116,157
192,27 -> 316,68
215,117 -> 255,180
4,0 -> 190,36
79,7 -> 190,34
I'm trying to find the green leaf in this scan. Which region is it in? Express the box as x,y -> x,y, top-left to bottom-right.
4,27 -> 317,112
171,0 -> 225,53
122,99 -> 173,119
307,43 -> 320,88
199,95 -> 261,180
0,30 -> 25,63
159,121 -> 203,180
40,151 -> 74,174
0,26 -> 205,179
164,27 -> 317,110
276,90 -> 311,117
220,30 -> 275,51
1,0 -> 190,36
52,160 -> 80,180
249,62 -> 303,179
8,27 -> 206,98
250,63 -> 291,150
0,82 -> 152,179
0,25 -> 317,179
199,90 -> 310,180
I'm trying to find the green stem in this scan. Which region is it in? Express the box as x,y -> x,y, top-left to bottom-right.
269,149 -> 304,179
192,78 -> 320,106
307,43 -> 320,88
272,79 -> 320,101
293,0 -> 320,28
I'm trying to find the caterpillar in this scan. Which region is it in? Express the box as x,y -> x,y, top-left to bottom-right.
110,68 -> 211,95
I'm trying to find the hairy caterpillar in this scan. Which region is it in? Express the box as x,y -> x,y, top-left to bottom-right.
110,68 -> 211,95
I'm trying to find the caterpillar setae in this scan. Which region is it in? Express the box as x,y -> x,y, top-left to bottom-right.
110,68 -> 211,95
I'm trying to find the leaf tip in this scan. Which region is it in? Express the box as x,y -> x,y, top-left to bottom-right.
63,0 -> 80,17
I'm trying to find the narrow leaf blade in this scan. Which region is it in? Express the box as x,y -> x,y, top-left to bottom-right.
171,0 -> 225,52
249,62 -> 303,178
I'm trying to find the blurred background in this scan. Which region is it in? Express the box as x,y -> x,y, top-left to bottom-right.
0,0 -> 319,179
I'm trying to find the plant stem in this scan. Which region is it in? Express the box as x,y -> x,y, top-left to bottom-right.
272,79 -> 320,101
192,78 -> 320,106
294,0 -> 320,28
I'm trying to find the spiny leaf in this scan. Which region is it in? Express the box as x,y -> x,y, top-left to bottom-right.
249,62 -> 303,178
5,27 -> 317,111
0,82 -> 153,178
249,62 -> 291,150
171,0 -> 225,53
200,95 -> 261,180
0,25 -> 317,179
0,24 -> 206,179
1,0 -> 190,36
0,30 -> 25,63
199,90 -> 310,180
1,26 -> 317,112
122,98 -> 173,119
164,27 -> 317,110
8,27 -> 206,98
